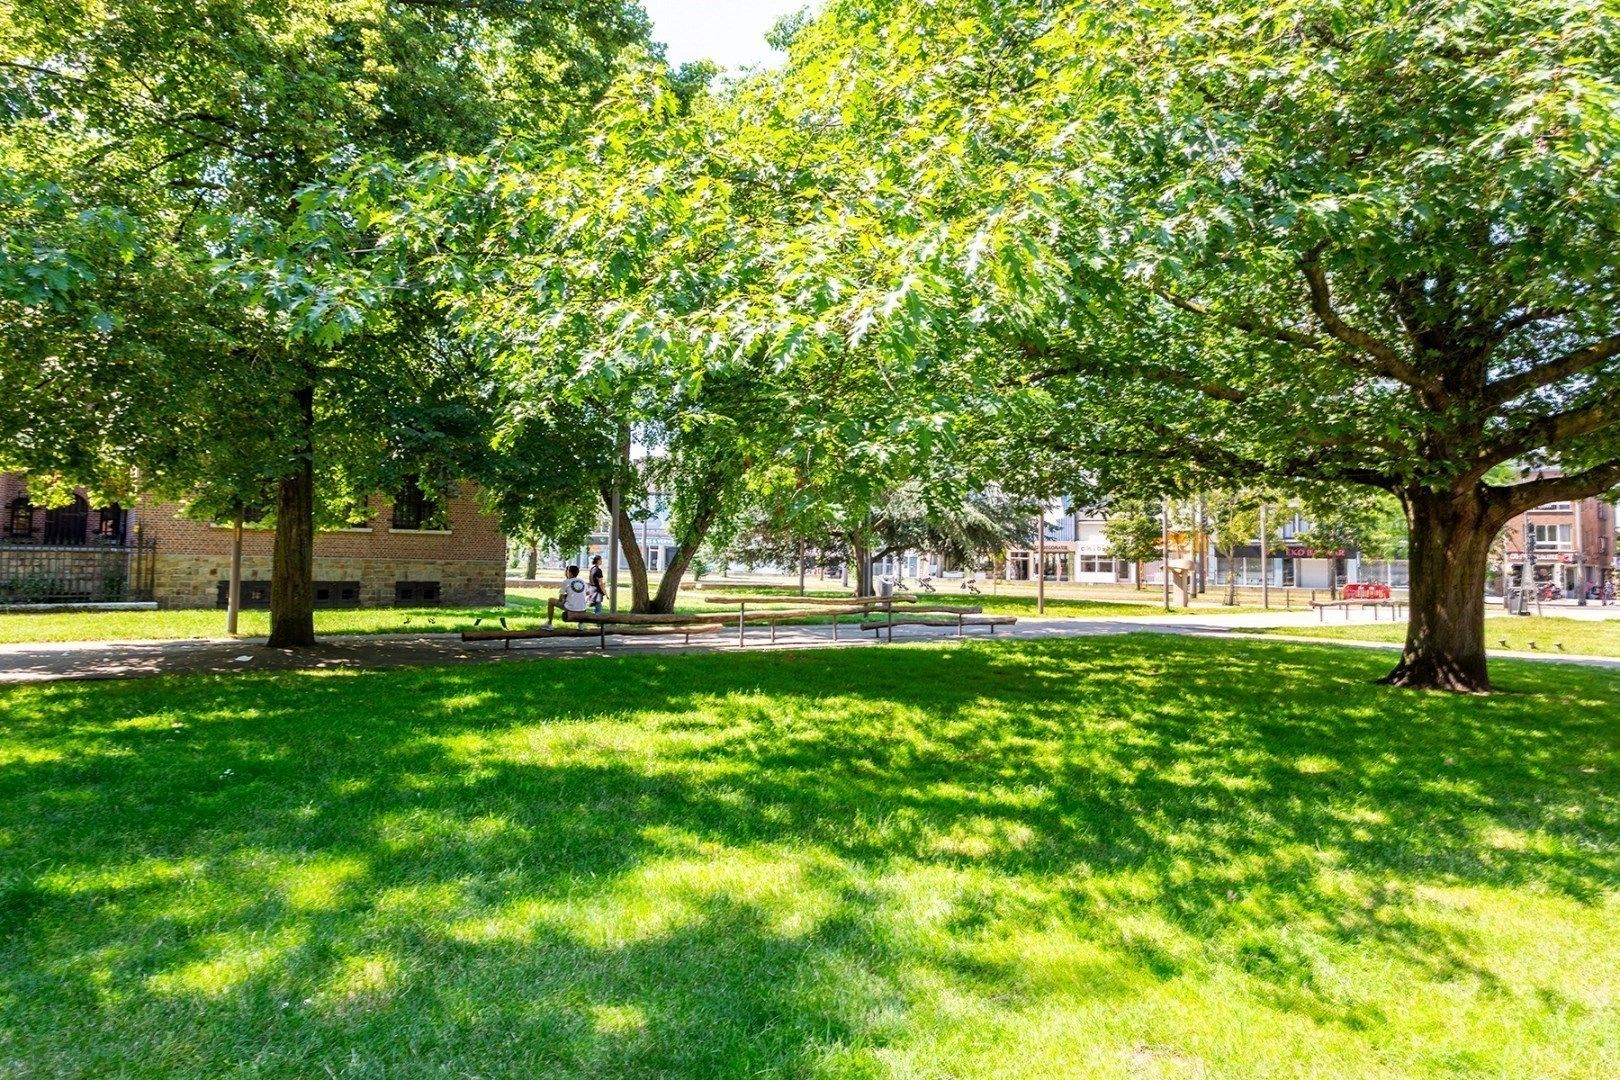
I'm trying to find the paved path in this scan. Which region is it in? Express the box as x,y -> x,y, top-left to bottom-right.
2,610 -> 1616,684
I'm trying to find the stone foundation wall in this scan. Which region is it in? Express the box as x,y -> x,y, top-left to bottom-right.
153,554 -> 505,609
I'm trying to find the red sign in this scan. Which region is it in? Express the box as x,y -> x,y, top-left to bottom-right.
1285,546 -> 1347,558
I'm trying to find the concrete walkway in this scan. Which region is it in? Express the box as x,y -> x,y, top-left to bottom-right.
2,608 -> 1617,684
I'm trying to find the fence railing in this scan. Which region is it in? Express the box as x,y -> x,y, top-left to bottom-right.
0,538 -> 156,604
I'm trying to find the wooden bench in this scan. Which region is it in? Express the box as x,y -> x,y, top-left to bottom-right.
1309,598 -> 1409,622
703,593 -> 923,645
462,618 -> 725,650
857,614 -> 1017,639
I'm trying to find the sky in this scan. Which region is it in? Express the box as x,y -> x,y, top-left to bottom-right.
640,0 -> 810,72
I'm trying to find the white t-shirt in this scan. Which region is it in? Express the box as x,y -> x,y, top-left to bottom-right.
561,577 -> 591,613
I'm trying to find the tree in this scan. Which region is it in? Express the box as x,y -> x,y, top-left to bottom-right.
764,0 -> 1620,691
1,0 -> 649,645
1206,491 -> 1265,607
1103,500 -> 1164,591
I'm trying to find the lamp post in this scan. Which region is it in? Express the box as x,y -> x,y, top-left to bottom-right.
1520,517 -> 1538,616
1575,496 -> 1587,605
226,507 -> 244,635
1036,507 -> 1046,615
1161,497 -> 1171,613
1259,502 -> 1270,611
607,423 -> 628,612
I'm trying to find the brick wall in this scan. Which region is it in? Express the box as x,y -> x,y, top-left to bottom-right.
136,486 -> 506,609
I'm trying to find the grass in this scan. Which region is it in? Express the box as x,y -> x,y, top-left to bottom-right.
511,584 -> 1256,621
1,636 -> 1616,1076
1263,614 -> 1620,658
0,596 -> 552,645
0,589 -> 1246,645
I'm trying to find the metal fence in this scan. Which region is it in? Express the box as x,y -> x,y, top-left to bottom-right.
0,538 -> 156,604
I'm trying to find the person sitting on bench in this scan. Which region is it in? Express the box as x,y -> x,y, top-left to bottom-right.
554,564 -> 591,625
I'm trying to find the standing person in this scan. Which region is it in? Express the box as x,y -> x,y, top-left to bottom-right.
555,564 -> 591,625
588,554 -> 606,614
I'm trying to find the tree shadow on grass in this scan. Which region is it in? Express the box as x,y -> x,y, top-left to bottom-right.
0,635 -> 1616,1072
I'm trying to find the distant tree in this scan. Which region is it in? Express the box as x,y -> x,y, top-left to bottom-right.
1206,491 -> 1265,606
1105,501 -> 1165,591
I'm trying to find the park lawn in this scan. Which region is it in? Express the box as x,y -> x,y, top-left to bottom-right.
1,638 -> 1616,1077
1262,615 -> 1620,659
0,596 -> 552,645
0,590 -> 1237,646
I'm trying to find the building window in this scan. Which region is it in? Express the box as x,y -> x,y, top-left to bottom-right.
395,580 -> 441,605
96,505 -> 127,545
215,580 -> 273,608
43,495 -> 89,546
1529,523 -> 1571,549
5,497 -> 34,541
313,581 -> 361,607
335,495 -> 372,529
390,476 -> 446,531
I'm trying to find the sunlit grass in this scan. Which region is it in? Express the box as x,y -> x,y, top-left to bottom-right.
0,596 -> 551,644
1261,614 -> 1620,658
1,637 -> 1617,1075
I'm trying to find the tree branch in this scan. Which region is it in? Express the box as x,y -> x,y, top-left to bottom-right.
1494,459 -> 1620,515
1479,395 -> 1620,469
1020,342 -> 1248,403
1492,306 -> 1571,339
1152,288 -> 1322,350
1038,420 -> 1397,491
1299,249 -> 1441,397
1485,332 -> 1620,406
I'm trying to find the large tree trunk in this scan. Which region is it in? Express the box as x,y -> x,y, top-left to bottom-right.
1381,488 -> 1496,692
268,384 -> 316,648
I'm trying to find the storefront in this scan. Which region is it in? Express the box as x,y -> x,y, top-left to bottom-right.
1212,544 -> 1357,589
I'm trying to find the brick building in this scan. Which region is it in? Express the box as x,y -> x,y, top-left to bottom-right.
2,473 -> 505,608
1495,495 -> 1615,599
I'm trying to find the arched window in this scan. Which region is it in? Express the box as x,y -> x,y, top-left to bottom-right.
43,495 -> 89,546
5,497 -> 34,541
96,504 -> 128,545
